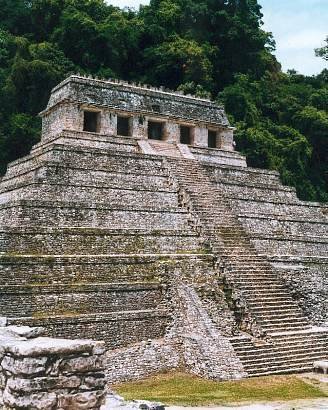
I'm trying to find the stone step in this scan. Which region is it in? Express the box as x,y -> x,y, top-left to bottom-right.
236,286 -> 288,293
260,316 -> 308,324
6,309 -> 169,349
0,200 -> 190,230
265,325 -> 310,333
149,141 -> 182,158
244,295 -> 295,302
0,183 -> 180,208
249,311 -> 305,319
261,321 -> 309,329
220,255 -> 266,260
0,253 -> 213,286
235,336 -> 327,349
233,283 -> 286,288
249,308 -> 306,316
0,282 -> 167,317
243,353 -> 327,370
269,328 -> 328,339
232,341 -> 327,355
0,227 -> 204,255
229,270 -> 278,274
247,366 -> 315,377
244,363 -> 318,376
247,303 -> 298,310
240,351 -> 326,366
257,318 -> 308,326
247,299 -> 296,306
242,293 -> 297,299
253,316 -> 307,325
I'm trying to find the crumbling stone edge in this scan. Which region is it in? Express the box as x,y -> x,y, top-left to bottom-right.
0,320 -> 107,409
0,321 -> 165,409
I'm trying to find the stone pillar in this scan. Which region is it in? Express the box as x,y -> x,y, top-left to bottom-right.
165,122 -> 180,143
101,111 -> 117,135
0,326 -> 107,410
193,126 -> 208,148
132,115 -> 148,139
218,128 -> 235,151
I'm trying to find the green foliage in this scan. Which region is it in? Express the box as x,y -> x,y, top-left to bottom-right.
143,36 -> 214,89
0,113 -> 40,174
0,0 -> 326,201
315,36 -> 328,61
220,71 -> 327,201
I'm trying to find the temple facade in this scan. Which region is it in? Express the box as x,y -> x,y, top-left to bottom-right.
39,75 -> 246,166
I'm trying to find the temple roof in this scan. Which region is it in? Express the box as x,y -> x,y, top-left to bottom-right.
42,75 -> 230,127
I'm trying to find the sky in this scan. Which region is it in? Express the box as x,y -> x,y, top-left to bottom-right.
106,0 -> 328,76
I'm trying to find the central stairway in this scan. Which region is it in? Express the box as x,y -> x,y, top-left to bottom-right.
166,157 -> 328,376
149,140 -> 182,158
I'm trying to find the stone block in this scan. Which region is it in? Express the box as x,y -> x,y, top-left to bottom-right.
7,375 -> 81,392
2,337 -> 104,357
3,389 -> 57,409
57,390 -> 105,409
82,374 -> 106,389
5,326 -> 44,339
1,356 -> 47,376
60,355 -> 105,374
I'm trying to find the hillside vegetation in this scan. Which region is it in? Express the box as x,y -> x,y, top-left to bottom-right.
0,0 -> 327,200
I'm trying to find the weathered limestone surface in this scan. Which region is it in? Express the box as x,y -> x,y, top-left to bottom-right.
41,76 -> 229,139
205,163 -> 328,326
0,325 -> 107,409
106,339 -> 180,383
0,75 -> 326,383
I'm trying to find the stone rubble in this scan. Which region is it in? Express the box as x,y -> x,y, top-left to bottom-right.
0,325 -> 107,409
102,393 -> 165,409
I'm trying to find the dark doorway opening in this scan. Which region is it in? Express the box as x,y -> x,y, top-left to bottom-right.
117,116 -> 131,136
148,121 -> 164,140
180,126 -> 192,145
208,130 -> 217,148
83,111 -> 100,133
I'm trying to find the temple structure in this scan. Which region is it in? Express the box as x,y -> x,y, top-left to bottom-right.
0,75 -> 327,381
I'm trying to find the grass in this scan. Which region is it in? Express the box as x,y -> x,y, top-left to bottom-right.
115,372 -> 327,406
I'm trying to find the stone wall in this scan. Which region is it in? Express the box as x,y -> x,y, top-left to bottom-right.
106,339 -> 181,383
270,256 -> 328,326
0,325 -> 107,409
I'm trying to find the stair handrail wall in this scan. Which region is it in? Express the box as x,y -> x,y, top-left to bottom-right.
162,157 -> 266,338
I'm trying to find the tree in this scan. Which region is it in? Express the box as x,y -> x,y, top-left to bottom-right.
143,35 -> 214,90
315,36 -> 328,61
0,0 -> 326,201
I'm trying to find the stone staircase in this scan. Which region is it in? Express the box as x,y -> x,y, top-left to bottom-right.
166,157 -> 328,376
230,329 -> 328,376
149,140 -> 182,158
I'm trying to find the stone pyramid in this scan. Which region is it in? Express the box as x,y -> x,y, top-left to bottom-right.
0,75 -> 326,381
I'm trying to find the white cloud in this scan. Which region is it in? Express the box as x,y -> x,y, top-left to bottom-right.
261,1 -> 327,74
280,30 -> 326,51
107,0 -> 148,8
